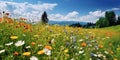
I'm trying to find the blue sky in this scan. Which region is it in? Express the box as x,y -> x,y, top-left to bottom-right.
0,0 -> 120,22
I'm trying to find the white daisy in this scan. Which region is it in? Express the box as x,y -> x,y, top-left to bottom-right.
0,49 -> 5,54
5,42 -> 13,46
15,40 -> 25,47
43,48 -> 51,56
26,46 -> 31,49
79,50 -> 84,54
30,56 -> 38,60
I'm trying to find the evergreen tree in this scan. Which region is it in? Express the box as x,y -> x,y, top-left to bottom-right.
96,17 -> 109,28
117,16 -> 120,24
41,11 -> 49,24
105,11 -> 116,26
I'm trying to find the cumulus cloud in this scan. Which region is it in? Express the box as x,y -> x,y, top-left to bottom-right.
79,10 -> 105,22
0,0 -> 57,22
0,0 -> 118,23
49,11 -> 79,21
49,10 -> 105,22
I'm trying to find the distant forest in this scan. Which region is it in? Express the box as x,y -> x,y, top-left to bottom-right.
69,11 -> 120,28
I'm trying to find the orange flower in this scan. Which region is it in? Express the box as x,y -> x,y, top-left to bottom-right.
45,46 -> 52,50
37,50 -> 44,55
31,42 -> 36,46
23,52 -> 31,56
81,42 -> 87,47
14,52 -> 19,56
99,45 -> 103,48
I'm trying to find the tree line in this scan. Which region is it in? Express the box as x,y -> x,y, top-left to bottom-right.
69,11 -> 120,28
41,11 -> 120,28
96,11 -> 120,28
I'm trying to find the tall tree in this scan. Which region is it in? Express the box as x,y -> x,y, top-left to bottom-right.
117,16 -> 120,24
96,17 -> 109,28
105,11 -> 116,26
41,11 -> 49,24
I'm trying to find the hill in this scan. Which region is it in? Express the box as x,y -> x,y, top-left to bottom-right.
100,25 -> 120,32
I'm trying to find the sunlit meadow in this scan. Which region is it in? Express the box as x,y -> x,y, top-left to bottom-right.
0,15 -> 120,60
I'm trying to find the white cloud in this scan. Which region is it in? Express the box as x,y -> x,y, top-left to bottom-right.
0,0 -> 118,23
106,7 -> 120,11
64,11 -> 79,20
49,10 -> 105,22
49,11 -> 79,21
0,1 -> 57,22
111,8 -> 120,11
79,10 -> 105,22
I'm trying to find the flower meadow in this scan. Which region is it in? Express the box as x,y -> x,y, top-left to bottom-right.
0,20 -> 120,60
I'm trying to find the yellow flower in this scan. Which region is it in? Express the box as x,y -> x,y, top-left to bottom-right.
117,47 -> 120,51
64,49 -> 68,53
10,36 -> 18,40
23,52 -> 31,56
37,50 -> 44,55
114,58 -> 118,60
33,35 -> 39,37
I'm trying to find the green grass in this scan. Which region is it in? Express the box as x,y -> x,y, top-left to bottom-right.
101,25 -> 120,32
0,22 -> 120,60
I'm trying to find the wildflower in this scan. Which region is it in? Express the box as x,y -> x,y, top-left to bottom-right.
37,50 -> 44,55
14,51 -> 19,56
81,42 -> 87,47
44,48 -> 51,55
10,36 -> 18,40
104,51 -> 109,54
97,54 -> 103,57
22,34 -> 26,37
23,52 -> 31,56
38,44 -> 42,47
0,49 -> 5,54
99,45 -> 103,48
71,58 -> 74,60
45,45 -> 52,50
117,47 -> 120,51
48,39 -> 55,44
31,42 -> 36,46
5,42 -> 13,46
26,46 -> 31,49
30,56 -> 38,60
15,40 -> 25,47
79,50 -> 84,54
114,58 -> 118,60
79,39 -> 84,42
64,49 -> 68,53
34,35 -> 39,37
51,39 -> 55,43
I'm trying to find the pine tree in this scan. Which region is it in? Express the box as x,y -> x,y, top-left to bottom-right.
117,16 -> 120,24
105,11 -> 116,26
41,11 -> 49,24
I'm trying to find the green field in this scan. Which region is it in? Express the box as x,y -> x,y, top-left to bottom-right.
0,22 -> 120,60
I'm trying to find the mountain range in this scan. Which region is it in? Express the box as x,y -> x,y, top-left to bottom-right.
48,21 -> 87,26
